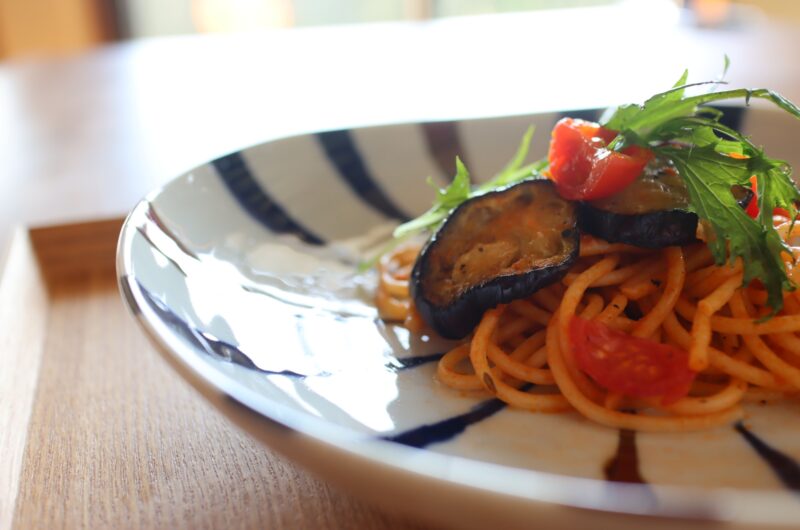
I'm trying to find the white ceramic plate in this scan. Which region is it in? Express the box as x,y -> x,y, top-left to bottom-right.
117,106 -> 800,530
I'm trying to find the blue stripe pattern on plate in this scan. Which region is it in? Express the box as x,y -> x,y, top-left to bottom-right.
383,384 -> 533,449
212,152 -> 325,245
735,422 -> 800,491
713,104 -> 745,130
317,130 -> 411,221
135,278 -> 320,378
421,121 -> 470,183
383,396 -> 507,449
386,352 -> 445,371
555,108 -> 602,124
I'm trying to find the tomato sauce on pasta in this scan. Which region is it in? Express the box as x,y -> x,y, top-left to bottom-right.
376,216 -> 800,432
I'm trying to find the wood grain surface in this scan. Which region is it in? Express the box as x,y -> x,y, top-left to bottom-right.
3,224 -> 432,530
0,230 -> 48,530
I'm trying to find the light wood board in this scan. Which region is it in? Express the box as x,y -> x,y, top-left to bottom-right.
1,219 -> 432,530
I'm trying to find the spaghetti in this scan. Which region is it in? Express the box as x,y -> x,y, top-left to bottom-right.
376,216 -> 800,432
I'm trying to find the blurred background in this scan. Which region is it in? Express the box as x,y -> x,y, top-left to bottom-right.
0,0 -> 796,60
1,0 -> 799,250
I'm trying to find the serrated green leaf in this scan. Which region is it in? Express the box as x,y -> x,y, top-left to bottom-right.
435,157 -> 471,205
648,116 -> 746,155
392,128 -> 543,241
378,62 -> 800,315
681,88 -> 800,120
756,162 -> 800,228
657,145 -> 794,312
604,65 -> 800,313
600,103 -> 638,128
482,125 -> 535,189
392,158 -> 471,239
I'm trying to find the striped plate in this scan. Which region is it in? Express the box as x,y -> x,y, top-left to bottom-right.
117,106 -> 800,530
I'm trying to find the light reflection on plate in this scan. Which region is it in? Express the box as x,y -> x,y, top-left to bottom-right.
118,107 -> 800,530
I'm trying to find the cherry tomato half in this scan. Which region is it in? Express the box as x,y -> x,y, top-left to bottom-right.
745,175 -> 791,220
547,118 -> 653,201
569,317 -> 696,405
745,175 -> 760,218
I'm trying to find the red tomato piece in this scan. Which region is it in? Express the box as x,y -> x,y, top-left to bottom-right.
745,175 -> 791,220
745,175 -> 760,219
547,118 -> 653,201
569,317 -> 696,405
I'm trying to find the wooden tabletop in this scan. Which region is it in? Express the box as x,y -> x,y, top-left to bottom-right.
3,5 -> 800,529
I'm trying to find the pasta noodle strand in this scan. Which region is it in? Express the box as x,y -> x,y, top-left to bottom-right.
377,235 -> 800,432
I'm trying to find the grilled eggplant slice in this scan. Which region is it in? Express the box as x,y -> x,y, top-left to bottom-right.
411,179 -> 578,339
578,159 -> 753,248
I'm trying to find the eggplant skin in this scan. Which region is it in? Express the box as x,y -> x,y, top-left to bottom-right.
410,180 -> 579,340
577,204 -> 700,248
577,187 -> 754,249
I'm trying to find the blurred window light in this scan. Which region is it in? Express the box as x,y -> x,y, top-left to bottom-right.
684,0 -> 732,26
126,0 -> 624,36
192,0 -> 295,32
2,0 -> 797,61
290,0 -> 405,27
432,0 -> 620,18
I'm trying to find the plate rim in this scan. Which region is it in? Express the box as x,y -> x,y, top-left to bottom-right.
115,108 -> 800,529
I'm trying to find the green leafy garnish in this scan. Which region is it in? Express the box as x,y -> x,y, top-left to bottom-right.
370,64 -> 800,314
358,126 -> 543,271
660,145 -> 794,311
601,69 -> 800,313
392,158 -> 472,239
393,125 -> 545,239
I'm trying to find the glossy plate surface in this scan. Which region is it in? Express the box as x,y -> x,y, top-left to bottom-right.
117,106 -> 800,530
